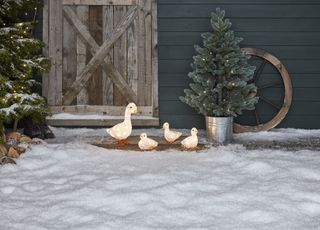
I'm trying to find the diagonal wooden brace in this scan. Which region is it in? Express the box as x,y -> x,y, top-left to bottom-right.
62,5 -> 138,105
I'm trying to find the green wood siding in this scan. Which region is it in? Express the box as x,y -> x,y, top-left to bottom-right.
158,0 -> 320,129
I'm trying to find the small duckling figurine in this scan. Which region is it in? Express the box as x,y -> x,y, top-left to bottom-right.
138,133 -> 158,150
181,127 -> 198,149
106,102 -> 138,146
162,122 -> 182,144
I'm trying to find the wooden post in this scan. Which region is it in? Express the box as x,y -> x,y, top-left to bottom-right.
48,0 -> 63,105
42,0 -> 49,99
151,0 -> 159,117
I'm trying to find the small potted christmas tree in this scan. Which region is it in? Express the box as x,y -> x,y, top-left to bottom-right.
180,8 -> 258,144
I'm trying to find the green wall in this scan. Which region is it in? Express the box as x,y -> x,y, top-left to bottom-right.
158,0 -> 320,129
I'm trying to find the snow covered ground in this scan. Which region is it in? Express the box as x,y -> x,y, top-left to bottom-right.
1,128 -> 320,229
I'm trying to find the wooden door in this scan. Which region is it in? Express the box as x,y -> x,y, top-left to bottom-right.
43,0 -> 158,126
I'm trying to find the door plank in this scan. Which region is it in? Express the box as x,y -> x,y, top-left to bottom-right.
63,0 -> 136,6
127,6 -> 138,98
76,6 -> 89,104
63,5 -> 77,105
144,0 -> 152,106
137,0 -> 146,105
102,6 -> 114,105
113,6 -> 128,105
88,5 -> 103,105
62,5 -> 138,105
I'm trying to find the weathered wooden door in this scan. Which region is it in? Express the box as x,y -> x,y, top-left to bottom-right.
43,0 -> 158,126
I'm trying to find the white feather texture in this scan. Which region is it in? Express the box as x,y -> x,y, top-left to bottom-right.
162,122 -> 182,143
181,128 -> 198,149
138,133 -> 158,150
106,103 -> 138,140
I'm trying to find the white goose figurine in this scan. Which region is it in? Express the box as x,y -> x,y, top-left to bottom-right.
138,133 -> 158,150
181,128 -> 198,149
163,122 -> 182,144
106,102 -> 138,145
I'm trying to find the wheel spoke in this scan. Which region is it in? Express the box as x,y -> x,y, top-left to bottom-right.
258,81 -> 283,90
259,95 -> 281,110
254,108 -> 260,125
253,59 -> 267,83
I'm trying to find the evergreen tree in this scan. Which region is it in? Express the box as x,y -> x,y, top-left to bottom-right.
0,0 -> 50,141
180,8 -> 258,117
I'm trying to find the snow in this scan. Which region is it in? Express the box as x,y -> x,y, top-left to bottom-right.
1,127 -> 320,229
234,128 -> 320,142
47,113 -> 157,120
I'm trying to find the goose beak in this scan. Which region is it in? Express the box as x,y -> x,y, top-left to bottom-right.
132,109 -> 139,115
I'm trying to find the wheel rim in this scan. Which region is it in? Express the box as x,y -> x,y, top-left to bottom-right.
233,48 -> 293,133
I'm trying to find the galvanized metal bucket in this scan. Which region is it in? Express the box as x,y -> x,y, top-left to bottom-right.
205,116 -> 233,145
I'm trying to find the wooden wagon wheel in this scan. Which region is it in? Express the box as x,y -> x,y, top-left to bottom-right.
233,48 -> 292,133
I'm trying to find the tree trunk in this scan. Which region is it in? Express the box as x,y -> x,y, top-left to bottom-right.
13,119 -> 19,132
